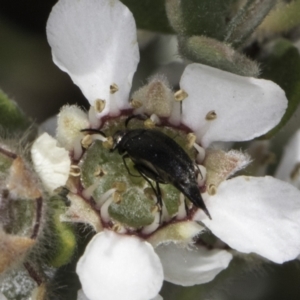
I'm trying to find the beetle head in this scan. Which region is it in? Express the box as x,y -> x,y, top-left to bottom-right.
111,130 -> 127,151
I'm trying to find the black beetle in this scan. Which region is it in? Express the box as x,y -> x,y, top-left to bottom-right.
111,128 -> 212,219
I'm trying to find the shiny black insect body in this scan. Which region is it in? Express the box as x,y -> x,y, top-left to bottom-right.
112,129 -> 212,219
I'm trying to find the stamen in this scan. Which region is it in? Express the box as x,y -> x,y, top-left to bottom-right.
81,134 -> 93,149
206,110 -> 217,120
144,187 -> 156,199
102,136 -> 114,149
95,188 -> 116,208
94,166 -> 106,177
144,118 -> 156,129
100,197 -> 113,223
91,133 -> 107,142
130,98 -> 142,108
150,114 -> 160,125
110,83 -> 119,94
65,177 -> 78,194
88,106 -> 101,128
141,206 -> 160,235
113,191 -> 122,204
208,184 -> 217,195
174,89 -> 188,101
82,179 -> 102,200
186,133 -> 196,149
69,165 -> 81,177
193,142 -> 206,162
112,223 -> 126,233
94,99 -> 106,113
151,205 -> 159,214
112,181 -> 127,193
176,193 -> 187,220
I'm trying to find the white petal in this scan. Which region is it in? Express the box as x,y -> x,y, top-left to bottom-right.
76,230 -> 163,300
275,130 -> 300,188
47,0 -> 139,117
197,176 -> 300,263
150,295 -> 163,300
155,243 -> 232,286
77,289 -> 89,300
31,133 -> 71,193
180,64 -> 287,147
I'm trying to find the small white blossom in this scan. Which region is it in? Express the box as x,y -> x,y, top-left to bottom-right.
31,132 -> 71,193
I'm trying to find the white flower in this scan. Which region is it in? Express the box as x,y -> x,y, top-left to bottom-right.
45,0 -> 300,298
76,224 -> 232,300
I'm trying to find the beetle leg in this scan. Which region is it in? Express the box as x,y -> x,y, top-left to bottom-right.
183,196 -> 189,217
155,181 -> 163,221
122,154 -> 141,178
134,165 -> 163,223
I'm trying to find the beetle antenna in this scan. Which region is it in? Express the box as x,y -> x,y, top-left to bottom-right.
80,128 -> 106,137
125,114 -> 147,128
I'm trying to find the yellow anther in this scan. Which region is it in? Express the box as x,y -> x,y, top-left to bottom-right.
94,99 -> 106,113
112,181 -> 127,193
207,184 -> 217,195
130,98 -> 142,108
113,191 -> 122,204
102,136 -> 114,149
81,134 -> 93,149
206,110 -> 217,120
94,166 -> 106,177
144,187 -> 156,199
112,223 -> 122,232
174,89 -> 188,101
186,132 -> 197,149
110,83 -> 119,94
151,205 -> 160,214
144,118 -> 156,129
69,165 -> 81,177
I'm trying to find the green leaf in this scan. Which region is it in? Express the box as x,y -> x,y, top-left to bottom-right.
178,35 -> 260,77
224,0 -> 277,47
0,89 -> 31,132
166,0 -> 236,40
260,39 -> 300,139
121,0 -> 173,33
